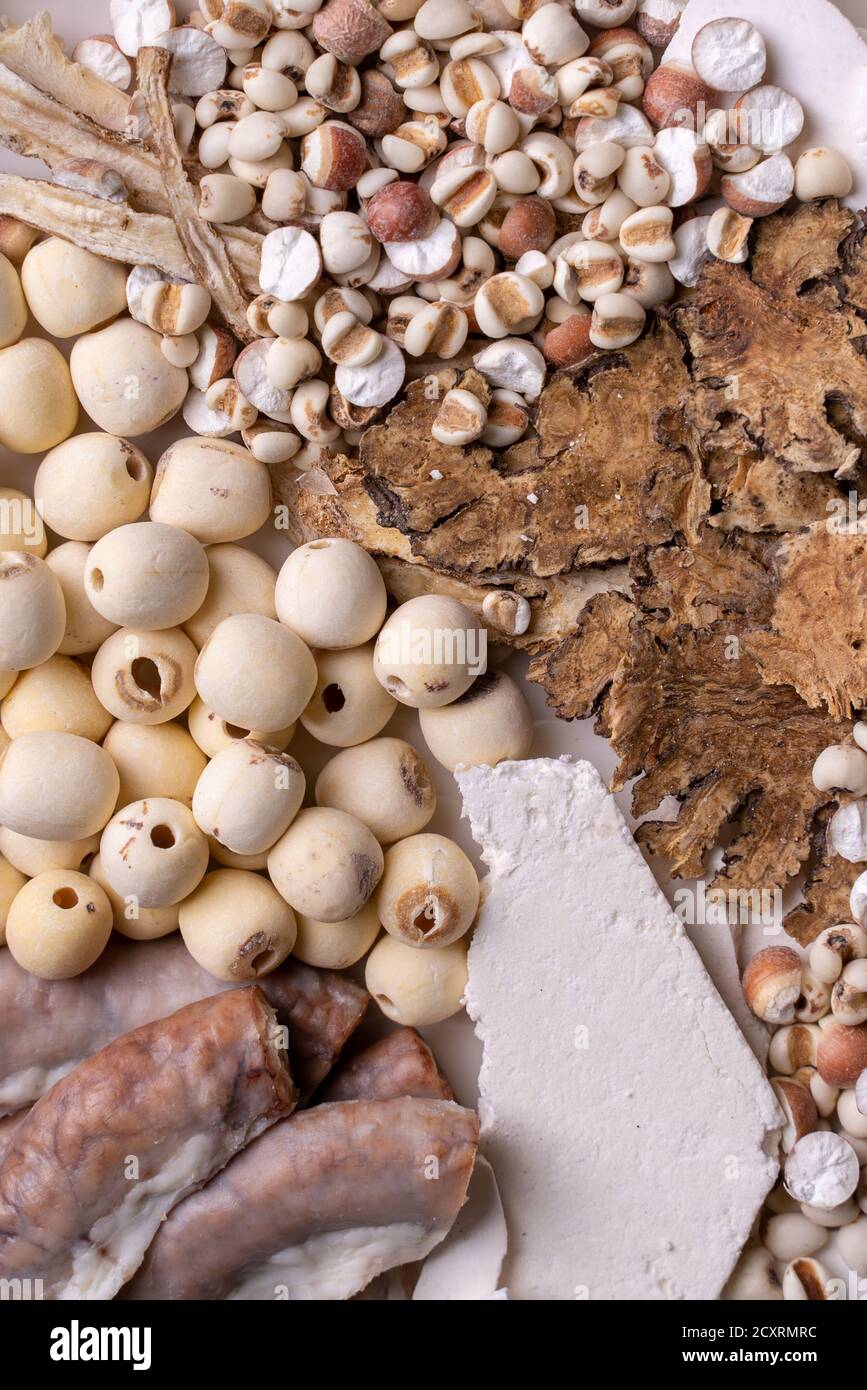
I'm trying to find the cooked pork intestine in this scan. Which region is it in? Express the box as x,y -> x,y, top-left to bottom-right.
0,935 -> 367,1115
122,1097 -> 479,1301
0,988 -> 296,1300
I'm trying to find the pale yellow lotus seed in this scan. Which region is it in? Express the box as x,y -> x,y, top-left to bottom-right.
150,437 -> 272,543
377,832 -> 480,948
268,806 -> 384,923
89,850 -> 180,942
0,851 -> 27,947
0,339 -> 78,453
315,737 -> 436,843
1,655 -> 113,742
418,669 -> 534,771
195,614 -> 317,733
70,319 -> 187,436
91,627 -> 197,725
275,538 -> 387,649
99,796 -> 209,908
5,869 -> 113,979
85,522 -> 209,630
0,251 -> 27,349
45,543 -> 119,657
35,433 -> 152,542
0,553 -> 66,671
0,731 -> 119,840
21,239 -> 128,338
0,825 -> 100,878
0,486 -> 46,557
293,900 -> 381,970
365,934 -> 469,1025
183,543 -> 277,648
179,868 -> 297,982
301,642 -> 396,747
373,594 -> 486,709
192,739 -> 306,856
102,720 -> 207,809
187,695 -> 296,759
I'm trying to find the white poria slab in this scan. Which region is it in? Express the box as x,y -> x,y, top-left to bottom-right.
458,757 -> 782,1301
664,0 -> 867,209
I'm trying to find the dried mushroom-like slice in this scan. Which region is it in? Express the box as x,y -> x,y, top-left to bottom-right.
674,212 -> 867,480
138,46 -> 254,343
527,589 -> 633,725
783,811 -> 857,947
292,463 -> 631,656
708,446 -> 843,535
632,529 -> 775,635
338,328 -> 706,577
607,624 -> 850,893
0,12 -> 130,134
745,524 -> 867,720
749,199 -> 856,298
289,200 -> 867,900
839,212 -> 867,307
0,174 -> 261,296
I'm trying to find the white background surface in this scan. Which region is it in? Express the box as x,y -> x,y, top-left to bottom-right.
0,2 -> 865,1273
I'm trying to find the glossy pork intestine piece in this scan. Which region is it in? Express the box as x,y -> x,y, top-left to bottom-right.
319,1026 -> 454,1103
123,1096 -> 478,1301
0,988 -> 296,1300
0,934 -> 367,1115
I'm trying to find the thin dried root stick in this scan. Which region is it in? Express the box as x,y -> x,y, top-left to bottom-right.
0,12 -> 129,134
138,46 -> 254,343
0,174 -> 262,296
0,62 -> 165,214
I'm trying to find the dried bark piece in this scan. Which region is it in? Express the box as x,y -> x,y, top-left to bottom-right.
0,174 -> 261,295
0,11 -> 130,134
138,46 -> 253,343
783,813 -> 856,948
745,525 -> 867,720
0,62 -> 165,213
607,623 -> 850,892
674,208 -> 867,480
527,590 -> 633,725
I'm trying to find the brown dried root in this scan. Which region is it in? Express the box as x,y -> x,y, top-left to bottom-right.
0,11 -> 129,134
138,46 -> 254,344
0,62 -> 165,214
0,174 -> 261,296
